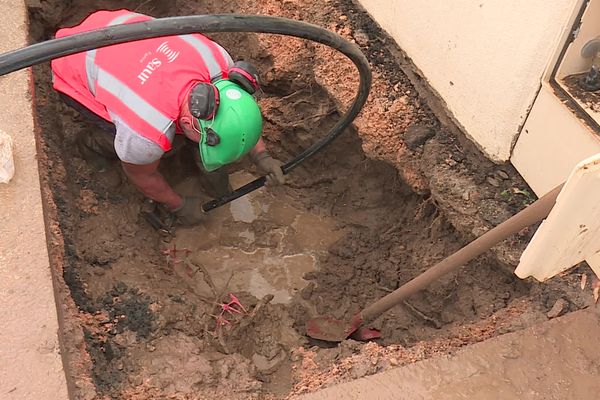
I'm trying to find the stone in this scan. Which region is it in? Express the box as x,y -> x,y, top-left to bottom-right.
351,360 -> 372,379
252,349 -> 286,374
547,298 -> 568,319
404,124 -> 436,150
486,176 -> 501,187
353,29 -> 370,46
339,339 -> 362,356
300,282 -> 314,300
0,129 -> 14,184
496,170 -> 510,180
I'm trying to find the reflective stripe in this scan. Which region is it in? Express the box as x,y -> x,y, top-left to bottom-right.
179,34 -> 223,79
85,13 -> 144,95
85,49 -> 98,95
216,44 -> 234,68
108,12 -> 144,26
215,44 -> 233,80
96,68 -> 173,133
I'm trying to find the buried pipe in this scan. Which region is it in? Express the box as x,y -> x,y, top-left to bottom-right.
0,14 -> 371,212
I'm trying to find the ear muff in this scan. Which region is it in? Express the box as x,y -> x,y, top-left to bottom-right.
189,82 -> 220,120
228,61 -> 260,94
188,62 -> 259,121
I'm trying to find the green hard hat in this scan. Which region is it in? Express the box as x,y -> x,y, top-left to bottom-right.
197,80 -> 262,172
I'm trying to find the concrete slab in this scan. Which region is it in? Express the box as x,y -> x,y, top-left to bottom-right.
0,1 -> 69,399
301,308 -> 600,400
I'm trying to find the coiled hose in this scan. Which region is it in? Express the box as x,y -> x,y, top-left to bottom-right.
0,14 -> 372,212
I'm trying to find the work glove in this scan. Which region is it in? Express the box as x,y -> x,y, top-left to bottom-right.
172,196 -> 205,226
253,151 -> 285,186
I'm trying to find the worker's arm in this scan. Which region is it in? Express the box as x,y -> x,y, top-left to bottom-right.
110,116 -> 181,209
121,161 -> 205,225
250,138 -> 267,158
111,115 -> 205,225
121,161 -> 182,209
249,138 -> 285,185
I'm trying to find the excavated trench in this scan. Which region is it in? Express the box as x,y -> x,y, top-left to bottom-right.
27,0 -> 592,399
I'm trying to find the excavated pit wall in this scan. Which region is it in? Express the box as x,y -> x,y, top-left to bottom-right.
25,0 -> 595,398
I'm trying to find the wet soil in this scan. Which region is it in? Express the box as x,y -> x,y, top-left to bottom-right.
27,0 -> 598,399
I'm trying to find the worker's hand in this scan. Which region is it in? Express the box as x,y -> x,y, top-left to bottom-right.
253,151 -> 285,186
172,196 -> 205,226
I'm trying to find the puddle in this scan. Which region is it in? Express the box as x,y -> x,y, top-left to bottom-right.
173,171 -> 343,304
229,195 -> 258,223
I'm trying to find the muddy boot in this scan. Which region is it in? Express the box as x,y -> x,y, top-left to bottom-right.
76,128 -> 118,173
190,145 -> 232,198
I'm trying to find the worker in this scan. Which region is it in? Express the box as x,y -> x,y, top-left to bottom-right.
50,9 -> 285,226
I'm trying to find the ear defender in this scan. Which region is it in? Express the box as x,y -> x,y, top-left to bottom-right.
189,82 -> 220,120
188,62 -> 260,125
228,61 -> 261,94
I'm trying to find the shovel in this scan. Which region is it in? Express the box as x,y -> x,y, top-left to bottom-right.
306,184 -> 563,342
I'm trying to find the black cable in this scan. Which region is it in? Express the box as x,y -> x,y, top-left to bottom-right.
0,14 -> 371,212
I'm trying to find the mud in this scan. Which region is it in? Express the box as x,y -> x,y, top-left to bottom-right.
27,0 -> 597,399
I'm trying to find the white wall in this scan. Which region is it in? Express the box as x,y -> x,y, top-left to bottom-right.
358,0 -> 578,162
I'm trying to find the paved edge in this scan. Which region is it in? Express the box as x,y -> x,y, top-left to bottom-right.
0,1 -> 69,399
300,308 -> 600,400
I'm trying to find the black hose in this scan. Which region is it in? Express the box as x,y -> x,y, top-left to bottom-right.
0,14 -> 371,212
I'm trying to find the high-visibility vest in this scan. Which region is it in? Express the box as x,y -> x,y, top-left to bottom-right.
51,9 -> 231,151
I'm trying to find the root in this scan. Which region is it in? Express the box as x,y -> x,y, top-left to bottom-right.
402,300 -> 442,329
373,286 -> 443,329
291,108 -> 337,128
210,294 -> 275,354
287,177 -> 334,189
330,186 -> 349,216
425,212 -> 444,235
184,259 -> 218,298
381,221 -> 403,240
248,294 -> 275,319
216,327 -> 230,354
134,0 -> 153,12
279,89 -> 306,101
414,196 -> 438,221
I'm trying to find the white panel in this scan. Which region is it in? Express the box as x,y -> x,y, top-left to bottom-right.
511,84 -> 600,196
515,153 -> 600,281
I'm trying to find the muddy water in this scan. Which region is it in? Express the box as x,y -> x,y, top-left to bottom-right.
173,172 -> 344,304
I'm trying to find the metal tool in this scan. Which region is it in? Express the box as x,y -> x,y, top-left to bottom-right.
140,199 -> 174,235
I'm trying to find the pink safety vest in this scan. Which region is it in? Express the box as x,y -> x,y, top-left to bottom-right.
51,9 -> 231,151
